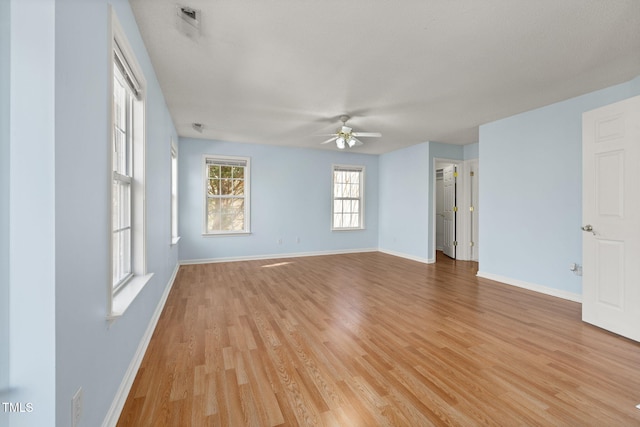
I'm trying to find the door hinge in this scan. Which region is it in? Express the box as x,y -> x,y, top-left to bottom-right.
470,241 -> 475,247
470,171 -> 475,177
453,241 -> 458,246
453,171 -> 458,178
469,206 -> 474,212
453,206 -> 458,212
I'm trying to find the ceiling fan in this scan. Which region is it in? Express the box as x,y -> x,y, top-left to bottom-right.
320,115 -> 381,149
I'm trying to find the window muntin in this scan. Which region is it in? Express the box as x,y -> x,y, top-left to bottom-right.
332,165 -> 364,230
204,156 -> 250,234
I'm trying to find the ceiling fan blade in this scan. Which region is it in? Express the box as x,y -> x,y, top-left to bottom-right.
352,132 -> 381,138
352,137 -> 364,146
321,136 -> 338,144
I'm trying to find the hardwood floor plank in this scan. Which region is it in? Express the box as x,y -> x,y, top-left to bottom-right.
117,252 -> 640,426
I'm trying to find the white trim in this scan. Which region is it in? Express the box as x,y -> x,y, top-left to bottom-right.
378,248 -> 434,264
179,248 -> 378,265
108,273 -> 153,319
101,263 -> 180,427
476,271 -> 582,303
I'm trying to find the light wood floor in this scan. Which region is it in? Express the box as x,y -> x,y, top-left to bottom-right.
117,251 -> 640,426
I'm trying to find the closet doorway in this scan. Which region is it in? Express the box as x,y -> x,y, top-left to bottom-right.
434,159 -> 479,262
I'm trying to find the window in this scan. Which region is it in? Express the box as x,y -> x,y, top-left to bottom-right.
332,165 -> 364,230
171,141 -> 179,244
109,7 -> 151,318
112,52 -> 135,289
204,156 -> 250,234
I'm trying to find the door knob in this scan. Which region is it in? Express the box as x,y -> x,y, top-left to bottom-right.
582,224 -> 595,235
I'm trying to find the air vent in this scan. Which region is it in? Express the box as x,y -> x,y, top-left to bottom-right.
176,5 -> 201,37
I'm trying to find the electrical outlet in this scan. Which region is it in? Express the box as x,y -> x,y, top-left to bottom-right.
277,238 -> 283,245
72,387 -> 83,427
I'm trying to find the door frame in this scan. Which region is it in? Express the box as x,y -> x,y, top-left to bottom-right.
432,157 -> 478,262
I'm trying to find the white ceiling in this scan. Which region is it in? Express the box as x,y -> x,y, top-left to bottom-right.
130,0 -> 640,154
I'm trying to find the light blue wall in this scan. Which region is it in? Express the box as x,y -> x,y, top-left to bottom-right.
8,2 -> 56,426
5,0 -> 178,426
479,76 -> 640,296
0,0 -> 10,423
53,1 -> 179,426
179,139 -> 379,261
463,142 -> 479,160
378,142 -> 430,261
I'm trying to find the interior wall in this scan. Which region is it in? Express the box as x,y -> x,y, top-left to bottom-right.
8,1 -> 57,425
463,142 -> 479,160
378,142 -> 430,261
52,1 -> 179,426
0,0 -> 10,420
178,138 -> 379,262
479,75 -> 640,297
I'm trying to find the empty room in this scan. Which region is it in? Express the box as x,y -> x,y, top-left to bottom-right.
2,1 -> 640,426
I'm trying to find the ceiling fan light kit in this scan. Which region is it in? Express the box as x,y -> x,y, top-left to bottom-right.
320,115 -> 381,150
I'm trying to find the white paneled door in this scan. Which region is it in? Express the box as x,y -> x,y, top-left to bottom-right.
582,95 -> 640,342
442,165 -> 457,259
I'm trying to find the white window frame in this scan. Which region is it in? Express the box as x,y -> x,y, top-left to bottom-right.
332,164 -> 365,231
170,139 -> 180,245
202,155 -> 251,236
108,6 -> 152,319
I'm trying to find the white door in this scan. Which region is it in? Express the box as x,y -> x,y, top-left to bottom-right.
582,95 -> 640,342
436,171 -> 445,250
442,165 -> 456,259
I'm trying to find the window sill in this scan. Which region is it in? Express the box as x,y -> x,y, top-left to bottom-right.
171,236 -> 181,246
108,273 -> 153,320
332,227 -> 365,232
202,231 -> 252,237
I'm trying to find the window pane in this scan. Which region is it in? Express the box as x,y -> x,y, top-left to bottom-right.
221,166 -> 233,178
232,179 -> 244,195
207,198 -> 221,232
208,179 -> 220,196
209,165 -> 220,179
350,214 -> 359,228
350,172 -> 359,184
334,214 -> 343,228
232,166 -> 244,179
221,178 -> 232,195
208,217 -> 220,233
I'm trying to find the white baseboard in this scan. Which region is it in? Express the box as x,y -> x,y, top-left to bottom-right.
101,262 -> 180,427
179,247 -> 378,265
476,271 -> 582,303
378,248 -> 434,264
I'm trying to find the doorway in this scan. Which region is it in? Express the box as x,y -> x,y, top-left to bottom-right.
433,159 -> 479,262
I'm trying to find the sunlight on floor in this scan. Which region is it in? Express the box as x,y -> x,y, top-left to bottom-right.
261,261 -> 294,268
